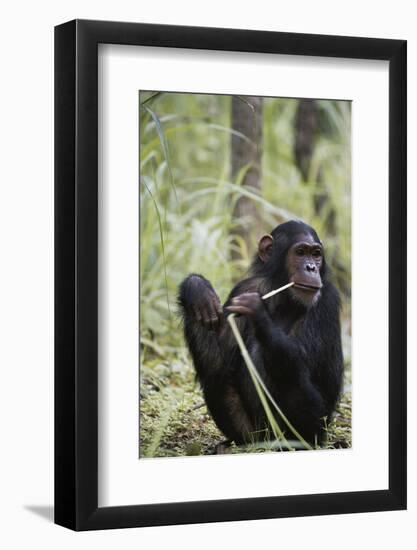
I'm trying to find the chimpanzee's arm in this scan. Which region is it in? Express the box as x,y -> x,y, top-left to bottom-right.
178,274 -> 229,385
178,275 -> 255,442
226,292 -> 307,380
178,274 -> 223,330
253,309 -> 307,372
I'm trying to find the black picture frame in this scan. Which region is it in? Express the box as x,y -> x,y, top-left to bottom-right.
55,19 -> 407,531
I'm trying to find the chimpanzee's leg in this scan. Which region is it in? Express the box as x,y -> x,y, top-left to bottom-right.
178,274 -> 254,444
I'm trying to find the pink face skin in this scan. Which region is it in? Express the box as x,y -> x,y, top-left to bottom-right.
286,233 -> 323,306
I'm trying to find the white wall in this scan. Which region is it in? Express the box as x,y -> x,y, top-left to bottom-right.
0,1 -> 414,548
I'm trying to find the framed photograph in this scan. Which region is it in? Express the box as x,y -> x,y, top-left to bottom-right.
55,20 -> 406,530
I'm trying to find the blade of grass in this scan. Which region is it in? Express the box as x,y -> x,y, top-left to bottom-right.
142,104 -> 178,203
181,177 -> 297,220
227,314 -> 294,451
141,177 -> 171,316
144,400 -> 173,458
140,91 -> 164,106
228,312 -> 313,451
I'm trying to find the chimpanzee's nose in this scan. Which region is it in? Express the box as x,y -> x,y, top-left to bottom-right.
306,263 -> 316,272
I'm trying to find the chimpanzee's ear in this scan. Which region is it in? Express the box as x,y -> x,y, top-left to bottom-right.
258,234 -> 274,262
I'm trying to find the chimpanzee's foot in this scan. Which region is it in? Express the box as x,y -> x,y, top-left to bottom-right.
213,439 -> 232,454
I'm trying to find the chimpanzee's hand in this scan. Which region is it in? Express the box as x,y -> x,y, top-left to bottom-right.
192,289 -> 223,330
226,292 -> 264,318
181,274 -> 223,330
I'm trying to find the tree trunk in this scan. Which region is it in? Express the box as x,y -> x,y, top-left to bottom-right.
294,98 -> 336,235
231,96 -> 263,257
294,99 -> 348,295
294,98 -> 318,181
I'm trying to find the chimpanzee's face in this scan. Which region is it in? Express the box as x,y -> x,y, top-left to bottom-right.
286,233 -> 323,307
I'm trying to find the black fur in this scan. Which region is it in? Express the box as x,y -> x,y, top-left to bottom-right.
178,221 -> 344,447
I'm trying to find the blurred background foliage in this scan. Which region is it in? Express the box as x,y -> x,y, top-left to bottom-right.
139,92 -> 351,457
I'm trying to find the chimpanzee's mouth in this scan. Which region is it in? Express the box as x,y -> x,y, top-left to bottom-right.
293,283 -> 322,292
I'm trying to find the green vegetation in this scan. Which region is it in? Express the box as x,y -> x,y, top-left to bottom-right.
139,91 -> 351,458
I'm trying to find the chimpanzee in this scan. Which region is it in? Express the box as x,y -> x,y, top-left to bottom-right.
178,220 -> 343,448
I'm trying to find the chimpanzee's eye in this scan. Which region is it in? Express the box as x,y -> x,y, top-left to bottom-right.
312,249 -> 322,258
295,248 -> 304,256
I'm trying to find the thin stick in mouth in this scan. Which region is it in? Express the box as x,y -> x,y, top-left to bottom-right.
261,282 -> 294,300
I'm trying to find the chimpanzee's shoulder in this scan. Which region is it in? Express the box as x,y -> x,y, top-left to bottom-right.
313,280 -> 342,322
322,280 -> 341,304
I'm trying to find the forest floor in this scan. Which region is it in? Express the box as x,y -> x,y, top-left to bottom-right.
139,352 -> 352,458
